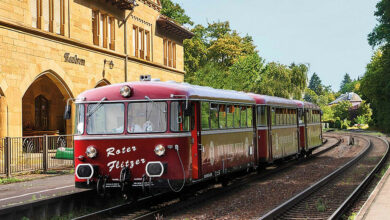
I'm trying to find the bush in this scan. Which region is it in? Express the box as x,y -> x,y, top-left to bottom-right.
341,124 -> 348,129
355,115 -> 367,125
335,119 -> 342,129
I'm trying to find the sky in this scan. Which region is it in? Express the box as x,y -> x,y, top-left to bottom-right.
174,0 -> 380,91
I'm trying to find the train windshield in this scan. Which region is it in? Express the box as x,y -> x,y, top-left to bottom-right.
86,103 -> 125,134
74,104 -> 84,135
128,102 -> 167,133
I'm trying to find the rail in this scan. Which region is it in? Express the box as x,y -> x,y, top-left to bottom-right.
73,135 -> 342,220
329,136 -> 389,219
0,135 -> 75,177
259,134 -> 389,220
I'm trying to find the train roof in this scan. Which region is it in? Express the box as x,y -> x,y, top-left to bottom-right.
294,100 -> 320,110
247,93 -> 299,108
77,81 -> 255,103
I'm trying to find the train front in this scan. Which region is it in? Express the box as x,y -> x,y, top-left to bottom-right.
71,82 -> 192,195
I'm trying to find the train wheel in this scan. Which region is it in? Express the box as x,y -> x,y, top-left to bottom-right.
221,179 -> 229,187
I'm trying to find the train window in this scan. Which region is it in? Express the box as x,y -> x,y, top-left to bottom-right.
87,103 -> 124,134
271,108 -> 276,125
241,106 -> 247,127
219,104 -> 227,128
201,102 -> 210,130
227,105 -> 234,128
299,109 -> 304,124
234,105 -> 240,128
210,103 -> 219,129
247,106 -> 253,127
74,104 -> 84,135
257,106 -> 267,126
170,101 -> 190,132
293,109 -> 297,124
127,102 -> 167,133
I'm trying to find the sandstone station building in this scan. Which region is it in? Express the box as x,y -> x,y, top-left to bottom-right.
0,0 -> 193,138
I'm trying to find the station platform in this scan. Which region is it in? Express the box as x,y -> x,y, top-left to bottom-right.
356,145 -> 390,220
0,174 -> 88,209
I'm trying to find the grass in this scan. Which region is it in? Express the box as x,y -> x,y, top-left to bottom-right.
0,177 -> 24,185
316,198 -> 327,212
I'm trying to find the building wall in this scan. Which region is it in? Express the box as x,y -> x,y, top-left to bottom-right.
0,0 -> 189,137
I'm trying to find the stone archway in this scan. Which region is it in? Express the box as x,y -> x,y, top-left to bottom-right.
22,72 -> 73,136
95,79 -> 111,88
0,87 -> 6,137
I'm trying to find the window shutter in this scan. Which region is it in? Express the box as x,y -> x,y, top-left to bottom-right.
101,14 -> 106,48
92,10 -> 99,45
109,17 -> 115,50
42,0 -> 49,31
60,0 -> 65,35
146,31 -> 150,61
49,0 -> 53,32
173,43 -> 176,68
134,26 -> 138,57
163,39 -> 167,66
139,29 -> 143,59
53,0 -> 61,34
37,0 -> 42,29
30,0 -> 38,28
133,27 -> 137,56
168,41 -> 172,67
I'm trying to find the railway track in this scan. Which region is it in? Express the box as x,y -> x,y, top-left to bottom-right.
260,134 -> 389,220
73,135 -> 341,220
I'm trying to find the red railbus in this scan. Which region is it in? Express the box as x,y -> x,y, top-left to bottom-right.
69,81 -> 322,195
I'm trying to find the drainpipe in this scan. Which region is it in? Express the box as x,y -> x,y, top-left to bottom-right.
124,19 -> 128,82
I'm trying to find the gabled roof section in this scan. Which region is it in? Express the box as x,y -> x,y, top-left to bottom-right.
329,92 -> 362,105
107,0 -> 138,10
157,15 -> 194,40
138,0 -> 162,11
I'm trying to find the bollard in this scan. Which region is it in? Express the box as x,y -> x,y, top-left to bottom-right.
43,135 -> 48,172
5,137 -> 11,178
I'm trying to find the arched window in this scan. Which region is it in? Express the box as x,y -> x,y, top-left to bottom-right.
35,95 -> 49,130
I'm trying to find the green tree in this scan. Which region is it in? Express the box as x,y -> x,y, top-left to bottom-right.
321,105 -> 334,121
340,79 -> 361,94
290,63 -> 308,99
332,101 -> 352,120
340,73 -> 352,92
226,53 -> 264,92
368,0 -> 390,47
191,63 -> 227,89
160,0 -> 193,25
207,32 -> 257,68
257,62 -> 292,98
304,88 -> 319,104
308,73 -> 323,95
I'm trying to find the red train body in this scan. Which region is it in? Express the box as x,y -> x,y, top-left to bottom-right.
71,82 -> 322,194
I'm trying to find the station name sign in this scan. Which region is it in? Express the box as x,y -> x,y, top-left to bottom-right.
64,53 -> 85,66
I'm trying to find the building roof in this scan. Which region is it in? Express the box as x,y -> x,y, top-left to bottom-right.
329,92 -> 362,105
157,15 -> 194,40
107,0 -> 138,10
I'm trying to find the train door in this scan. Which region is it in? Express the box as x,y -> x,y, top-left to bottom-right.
191,102 -> 201,179
267,106 -> 273,162
304,109 -> 309,151
253,105 -> 258,166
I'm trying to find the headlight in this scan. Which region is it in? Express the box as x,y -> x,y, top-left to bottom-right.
86,146 -> 98,158
154,144 -> 165,156
120,86 -> 132,98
